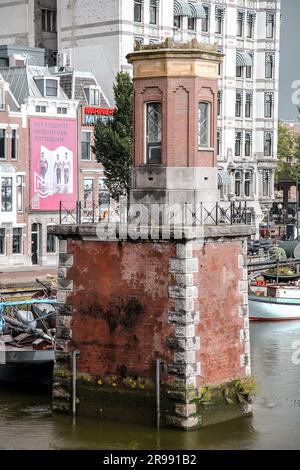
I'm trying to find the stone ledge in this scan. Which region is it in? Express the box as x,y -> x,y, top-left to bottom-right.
50,223 -> 255,241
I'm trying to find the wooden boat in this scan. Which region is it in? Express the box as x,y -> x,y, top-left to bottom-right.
249,284 -> 300,321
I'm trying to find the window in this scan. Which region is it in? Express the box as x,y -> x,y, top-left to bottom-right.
198,102 -> 211,148
0,228 -> 5,255
245,132 -> 252,157
265,93 -> 273,118
85,87 -> 100,106
247,13 -> 254,38
217,91 -> 222,116
266,12 -> 275,39
57,107 -> 67,115
188,17 -> 196,31
0,129 -> 5,159
215,8 -> 223,34
146,102 -> 162,163
45,79 -> 58,97
264,131 -> 273,157
218,61 -> 223,77
134,0 -> 142,22
202,6 -> 210,32
17,175 -> 23,212
84,178 -> 93,209
235,92 -> 242,118
11,129 -> 17,160
82,131 -> 92,160
0,88 -> 4,110
1,177 -> 12,212
235,132 -> 242,157
150,0 -> 158,25
246,64 -> 252,79
174,15 -> 181,28
265,53 -> 274,79
99,178 -> 110,214
235,170 -> 242,197
42,8 -> 57,32
245,93 -> 252,118
217,130 -> 221,157
47,233 -> 56,253
236,66 -> 243,78
244,171 -> 252,197
262,170 -> 271,197
237,11 -> 244,37
12,228 -> 22,254
35,106 -> 46,113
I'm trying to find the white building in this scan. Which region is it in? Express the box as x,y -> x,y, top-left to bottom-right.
57,0 -> 281,229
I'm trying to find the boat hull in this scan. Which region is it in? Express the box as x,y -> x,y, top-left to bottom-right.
249,296 -> 300,321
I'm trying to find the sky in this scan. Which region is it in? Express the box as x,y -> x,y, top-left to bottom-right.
279,0 -> 300,121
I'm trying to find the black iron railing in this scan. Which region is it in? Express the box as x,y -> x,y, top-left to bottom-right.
59,201 -> 252,226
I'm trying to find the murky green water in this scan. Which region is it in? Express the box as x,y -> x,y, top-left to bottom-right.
1,322 -> 300,450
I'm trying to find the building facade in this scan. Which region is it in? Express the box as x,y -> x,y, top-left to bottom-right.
0,48 -> 112,269
0,73 -> 29,267
57,0 -> 281,228
0,0 -> 57,66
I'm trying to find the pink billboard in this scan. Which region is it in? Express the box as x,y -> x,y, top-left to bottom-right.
30,118 -> 77,211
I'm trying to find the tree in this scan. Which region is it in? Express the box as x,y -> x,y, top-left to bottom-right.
275,121 -> 294,182
93,72 -> 133,201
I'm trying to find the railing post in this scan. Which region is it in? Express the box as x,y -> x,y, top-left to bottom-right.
76,201 -> 82,224
216,202 -> 218,226
92,201 -> 95,223
59,201 -> 62,225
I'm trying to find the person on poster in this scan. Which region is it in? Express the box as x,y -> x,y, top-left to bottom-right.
39,152 -> 48,183
63,153 -> 71,186
54,155 -> 63,186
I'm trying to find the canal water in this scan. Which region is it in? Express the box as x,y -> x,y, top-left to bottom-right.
0,322 -> 300,450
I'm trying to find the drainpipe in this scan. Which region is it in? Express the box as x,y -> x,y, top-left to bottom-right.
72,350 -> 80,417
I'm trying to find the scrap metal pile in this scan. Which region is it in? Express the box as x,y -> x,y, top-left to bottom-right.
0,279 -> 57,351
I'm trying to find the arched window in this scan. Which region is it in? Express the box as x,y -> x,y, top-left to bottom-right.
146,102 -> 162,164
198,102 -> 211,148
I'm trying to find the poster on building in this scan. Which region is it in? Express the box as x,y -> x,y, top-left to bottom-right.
30,118 -> 77,211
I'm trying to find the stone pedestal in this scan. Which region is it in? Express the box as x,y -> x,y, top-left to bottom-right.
50,223 -> 254,428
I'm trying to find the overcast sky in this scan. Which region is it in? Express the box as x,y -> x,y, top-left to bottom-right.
279,0 -> 300,121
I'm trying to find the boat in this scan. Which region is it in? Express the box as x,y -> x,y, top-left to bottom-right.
261,272 -> 300,282
249,283 -> 300,321
0,298 -> 57,385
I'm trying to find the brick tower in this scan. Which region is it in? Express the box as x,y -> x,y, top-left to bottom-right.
128,38 -> 221,211
51,40 -> 255,429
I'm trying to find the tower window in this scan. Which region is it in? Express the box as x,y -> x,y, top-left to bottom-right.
198,102 -> 211,148
146,102 -> 162,164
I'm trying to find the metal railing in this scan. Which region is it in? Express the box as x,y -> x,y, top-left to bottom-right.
59,201 -> 252,226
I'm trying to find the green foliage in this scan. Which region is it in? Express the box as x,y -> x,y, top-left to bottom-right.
234,378 -> 256,404
93,71 -> 133,201
276,119 -> 300,183
276,122 -> 293,182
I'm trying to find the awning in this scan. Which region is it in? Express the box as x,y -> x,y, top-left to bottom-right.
218,170 -> 231,186
236,51 -> 253,67
174,0 -> 192,17
188,1 -> 206,19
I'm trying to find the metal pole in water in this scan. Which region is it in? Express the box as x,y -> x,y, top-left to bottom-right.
156,358 -> 161,429
72,350 -> 80,418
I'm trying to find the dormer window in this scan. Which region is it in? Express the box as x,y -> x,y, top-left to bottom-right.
85,87 -> 100,106
35,77 -> 59,98
46,79 -> 58,97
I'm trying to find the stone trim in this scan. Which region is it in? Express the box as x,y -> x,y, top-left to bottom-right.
166,242 -> 201,426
